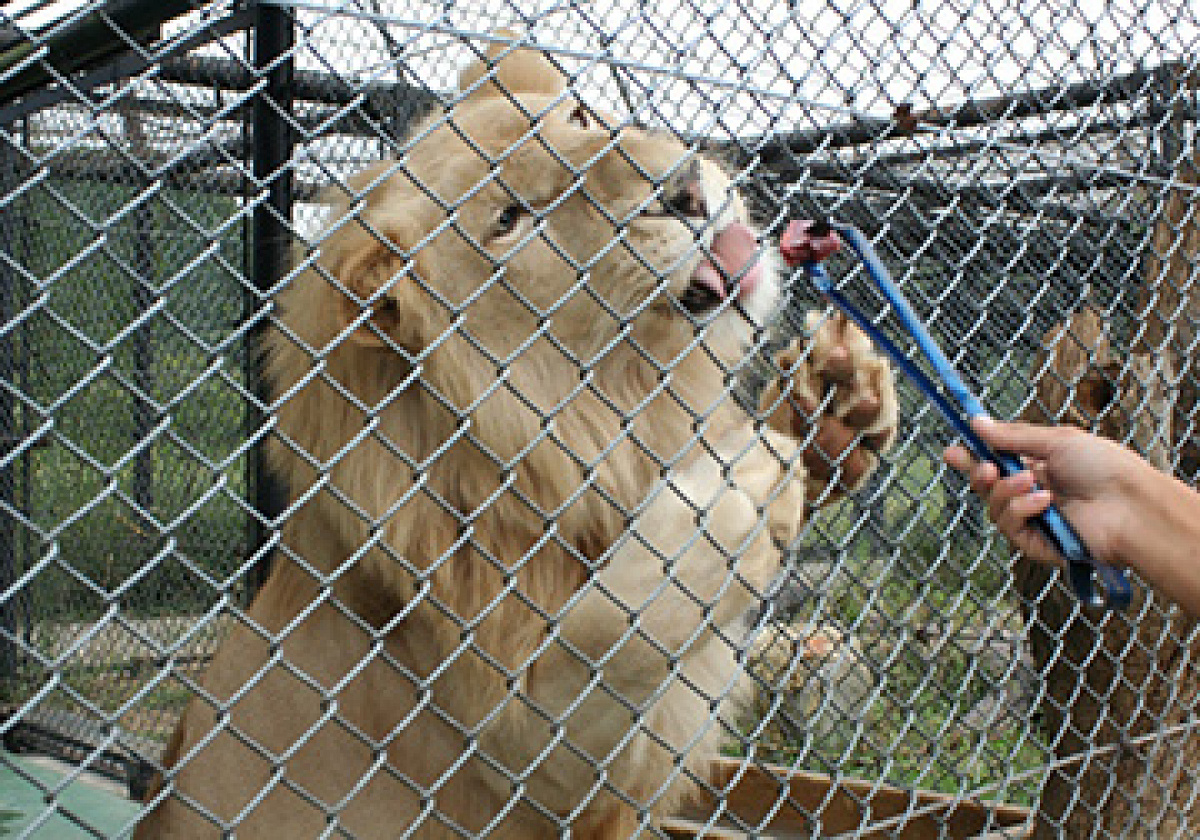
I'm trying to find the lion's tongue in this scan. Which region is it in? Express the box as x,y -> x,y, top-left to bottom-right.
692,222 -> 762,299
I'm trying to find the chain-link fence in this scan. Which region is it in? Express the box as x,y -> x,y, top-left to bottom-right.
0,1 -> 1197,837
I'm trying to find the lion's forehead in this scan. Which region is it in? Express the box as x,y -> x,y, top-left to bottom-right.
399,98 -> 694,209
398,113 -> 550,206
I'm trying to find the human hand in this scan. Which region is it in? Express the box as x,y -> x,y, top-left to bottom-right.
943,417 -> 1151,569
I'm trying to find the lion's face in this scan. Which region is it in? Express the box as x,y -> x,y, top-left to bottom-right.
271,39 -> 791,512
315,47 -> 780,368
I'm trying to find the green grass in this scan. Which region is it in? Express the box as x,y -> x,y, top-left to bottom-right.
738,625 -> 1046,806
4,652 -> 211,743
729,435 -> 1049,806
6,179 -> 251,623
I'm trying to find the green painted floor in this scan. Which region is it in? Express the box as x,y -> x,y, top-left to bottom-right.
0,752 -> 139,839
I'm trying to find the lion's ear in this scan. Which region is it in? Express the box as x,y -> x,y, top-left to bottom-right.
458,30 -> 567,102
322,214 -> 422,349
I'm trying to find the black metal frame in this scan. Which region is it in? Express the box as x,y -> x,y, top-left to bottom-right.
0,0 -> 287,797
246,0 -> 293,591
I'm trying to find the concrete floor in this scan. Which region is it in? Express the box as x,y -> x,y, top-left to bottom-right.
0,752 -> 139,838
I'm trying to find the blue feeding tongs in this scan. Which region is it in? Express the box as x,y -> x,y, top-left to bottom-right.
780,219 -> 1132,610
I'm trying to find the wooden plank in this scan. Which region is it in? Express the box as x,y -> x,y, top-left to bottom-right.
661,758 -> 1030,838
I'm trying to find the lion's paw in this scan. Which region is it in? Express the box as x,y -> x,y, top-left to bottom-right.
756,431 -> 809,548
761,311 -> 898,505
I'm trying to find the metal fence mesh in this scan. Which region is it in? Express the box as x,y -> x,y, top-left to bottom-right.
0,0 -> 1197,837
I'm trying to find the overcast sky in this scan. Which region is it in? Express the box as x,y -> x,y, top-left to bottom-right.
4,0 -> 1195,193
9,1 -> 1197,127
274,0 -> 1200,136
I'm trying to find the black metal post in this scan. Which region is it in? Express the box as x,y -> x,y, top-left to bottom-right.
0,136 -> 23,687
124,108 -> 156,518
131,204 -> 155,515
246,2 -> 293,595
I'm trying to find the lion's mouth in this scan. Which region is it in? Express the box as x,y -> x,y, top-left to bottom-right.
681,221 -> 764,314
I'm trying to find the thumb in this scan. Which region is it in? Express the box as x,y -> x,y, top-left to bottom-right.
970,416 -> 1066,460
1029,459 -> 1052,487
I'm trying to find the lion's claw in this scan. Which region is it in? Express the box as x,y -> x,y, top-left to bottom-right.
761,311 -> 898,505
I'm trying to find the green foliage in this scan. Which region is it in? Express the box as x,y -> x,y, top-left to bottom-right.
734,410 -> 1049,805
6,178 -> 252,622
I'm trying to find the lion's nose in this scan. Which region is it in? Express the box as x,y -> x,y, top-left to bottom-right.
663,160 -> 708,220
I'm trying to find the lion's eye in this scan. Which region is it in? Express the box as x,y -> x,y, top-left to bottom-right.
493,204 -> 528,240
568,104 -> 591,129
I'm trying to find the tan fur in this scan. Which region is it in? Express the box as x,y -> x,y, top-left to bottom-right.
136,37 -> 896,838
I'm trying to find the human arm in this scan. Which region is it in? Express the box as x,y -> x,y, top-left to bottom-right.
944,417 -> 1200,615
